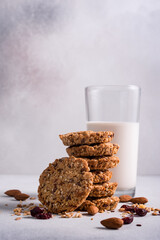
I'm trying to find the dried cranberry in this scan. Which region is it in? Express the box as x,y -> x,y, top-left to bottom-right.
35,213 -> 52,219
30,207 -> 44,217
121,205 -> 136,212
122,215 -> 134,224
121,205 -> 128,209
135,208 -> 147,217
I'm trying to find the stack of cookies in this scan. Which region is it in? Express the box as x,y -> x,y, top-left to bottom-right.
59,131 -> 120,212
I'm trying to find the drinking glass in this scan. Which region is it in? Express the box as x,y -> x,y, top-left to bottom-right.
85,85 -> 141,197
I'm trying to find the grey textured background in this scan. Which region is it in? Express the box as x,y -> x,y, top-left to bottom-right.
0,0 -> 160,175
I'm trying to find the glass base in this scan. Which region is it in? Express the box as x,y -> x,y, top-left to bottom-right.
115,187 -> 136,197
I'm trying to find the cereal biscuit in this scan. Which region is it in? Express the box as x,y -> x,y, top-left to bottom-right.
59,131 -> 114,146
66,143 -> 119,157
78,196 -> 119,212
92,170 -> 112,184
89,182 -> 118,198
85,156 -> 119,170
38,157 -> 93,213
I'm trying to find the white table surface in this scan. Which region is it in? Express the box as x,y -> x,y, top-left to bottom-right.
0,175 -> 160,240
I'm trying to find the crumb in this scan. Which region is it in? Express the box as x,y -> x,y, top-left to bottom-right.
136,224 -> 142,227
73,212 -> 82,218
15,217 -> 22,221
119,208 -> 125,212
152,211 -> 158,216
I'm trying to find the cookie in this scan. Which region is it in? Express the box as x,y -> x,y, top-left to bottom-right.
85,156 -> 119,170
66,143 -> 119,157
38,157 -> 93,213
92,170 -> 112,184
78,196 -> 119,212
59,131 -> 114,146
89,182 -> 118,198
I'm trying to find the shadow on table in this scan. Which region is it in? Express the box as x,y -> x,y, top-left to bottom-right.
96,227 -> 119,231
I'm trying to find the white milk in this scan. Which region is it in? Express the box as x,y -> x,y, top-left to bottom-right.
87,121 -> 139,190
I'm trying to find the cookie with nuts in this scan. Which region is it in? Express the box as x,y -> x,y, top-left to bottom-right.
85,156 -> 119,171
89,182 -> 118,198
38,157 -> 93,213
78,196 -> 119,212
66,143 -> 119,157
59,130 -> 114,146
92,170 -> 112,184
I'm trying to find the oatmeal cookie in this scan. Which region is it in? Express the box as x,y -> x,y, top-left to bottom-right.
38,157 -> 93,213
66,143 -> 119,157
89,182 -> 118,198
59,130 -> 114,146
85,156 -> 119,170
92,170 -> 112,184
78,196 -> 119,212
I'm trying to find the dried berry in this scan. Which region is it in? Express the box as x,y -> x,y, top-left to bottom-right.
122,215 -> 134,224
135,208 -> 147,217
35,213 -> 52,219
121,204 -> 129,209
30,207 -> 44,217
121,205 -> 136,213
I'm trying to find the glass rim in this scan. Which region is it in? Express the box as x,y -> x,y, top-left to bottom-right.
85,85 -> 141,91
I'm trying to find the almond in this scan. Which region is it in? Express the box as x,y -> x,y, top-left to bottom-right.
130,197 -> 148,204
14,193 -> 30,201
101,217 -> 123,229
119,195 -> 132,202
87,205 -> 99,215
5,189 -> 21,197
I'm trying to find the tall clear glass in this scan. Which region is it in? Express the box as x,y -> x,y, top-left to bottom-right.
85,85 -> 141,197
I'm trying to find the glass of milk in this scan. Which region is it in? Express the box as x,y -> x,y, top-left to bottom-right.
85,85 -> 141,197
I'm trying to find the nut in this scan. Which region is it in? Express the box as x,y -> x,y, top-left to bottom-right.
101,217 -> 123,229
4,189 -> 21,197
146,207 -> 151,212
119,195 -> 132,202
119,208 -> 125,212
152,211 -> 158,216
87,205 -> 99,215
130,197 -> 148,204
14,193 -> 30,201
